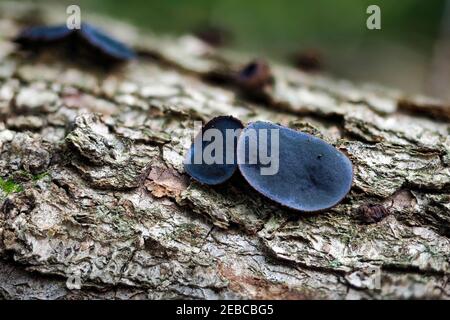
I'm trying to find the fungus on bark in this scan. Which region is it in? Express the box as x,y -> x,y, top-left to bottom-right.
14,25 -> 72,44
357,203 -> 391,224
236,121 -> 353,212
78,23 -> 136,62
184,116 -> 244,185
14,23 -> 135,64
236,59 -> 273,91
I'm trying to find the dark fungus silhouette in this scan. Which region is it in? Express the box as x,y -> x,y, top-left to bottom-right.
236,59 -> 273,91
14,23 -> 136,65
14,25 -> 72,43
184,116 -> 244,185
358,203 -> 391,224
184,117 -> 353,212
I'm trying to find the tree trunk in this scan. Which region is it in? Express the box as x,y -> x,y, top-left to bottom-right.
0,3 -> 449,300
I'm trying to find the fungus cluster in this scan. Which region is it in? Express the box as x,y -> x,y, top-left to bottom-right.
184,116 -> 353,212
14,23 -> 136,66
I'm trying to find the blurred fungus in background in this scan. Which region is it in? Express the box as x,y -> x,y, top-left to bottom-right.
13,0 -> 450,101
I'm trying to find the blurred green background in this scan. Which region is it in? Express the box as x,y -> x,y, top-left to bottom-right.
14,0 -> 450,99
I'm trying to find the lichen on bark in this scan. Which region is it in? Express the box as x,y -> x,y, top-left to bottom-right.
0,2 -> 449,300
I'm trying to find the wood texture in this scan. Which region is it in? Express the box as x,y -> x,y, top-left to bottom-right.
0,3 -> 449,299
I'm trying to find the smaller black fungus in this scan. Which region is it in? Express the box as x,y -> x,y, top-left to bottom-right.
236,121 -> 353,212
184,116 -> 243,185
14,25 -> 72,45
358,203 -> 390,224
14,23 -> 136,66
291,49 -> 322,72
236,59 -> 273,91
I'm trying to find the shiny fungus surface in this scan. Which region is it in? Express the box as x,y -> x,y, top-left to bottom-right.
14,25 -> 72,44
14,23 -> 135,63
184,116 -> 244,185
79,23 -> 136,62
236,121 -> 353,212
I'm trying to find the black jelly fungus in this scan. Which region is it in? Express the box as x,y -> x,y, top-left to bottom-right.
237,59 -> 273,90
184,116 -> 243,185
79,23 -> 136,61
358,203 -> 390,224
14,23 -> 135,63
236,121 -> 353,212
14,25 -> 72,44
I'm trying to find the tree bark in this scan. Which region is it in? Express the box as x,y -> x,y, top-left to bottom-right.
0,3 -> 449,300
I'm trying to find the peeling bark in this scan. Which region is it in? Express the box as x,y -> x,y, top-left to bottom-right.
0,3 -> 449,300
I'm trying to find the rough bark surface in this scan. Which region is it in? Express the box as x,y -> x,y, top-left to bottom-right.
0,3 -> 449,300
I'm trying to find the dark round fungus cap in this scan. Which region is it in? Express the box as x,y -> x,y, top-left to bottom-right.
184,116 -> 244,185
14,25 -> 73,45
236,59 -> 273,90
14,23 -> 136,64
236,121 -> 353,212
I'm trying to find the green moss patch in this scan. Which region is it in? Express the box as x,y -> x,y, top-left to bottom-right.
0,177 -> 23,194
